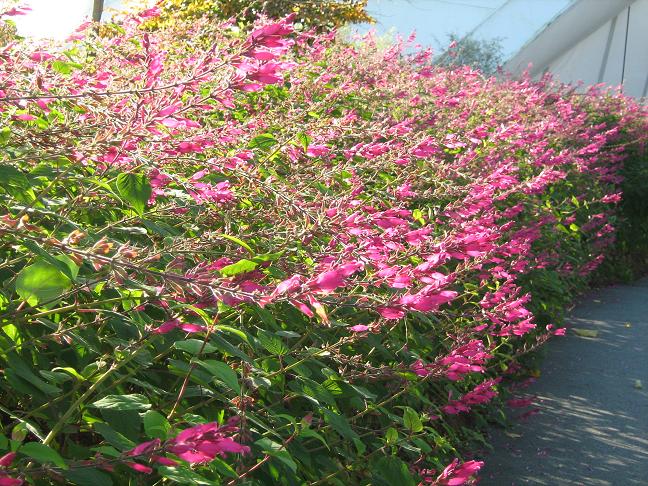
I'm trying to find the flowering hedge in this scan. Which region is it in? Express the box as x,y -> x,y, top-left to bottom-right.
0,5 -> 646,486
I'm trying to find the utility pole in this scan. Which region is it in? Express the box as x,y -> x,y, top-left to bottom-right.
92,0 -> 105,22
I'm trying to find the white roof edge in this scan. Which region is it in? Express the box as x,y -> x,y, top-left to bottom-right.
503,0 -> 635,76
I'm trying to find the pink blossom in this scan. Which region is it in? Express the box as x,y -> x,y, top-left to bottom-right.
306,144 -> 330,157
349,324 -> 370,332
29,52 -> 53,62
138,6 -> 161,19
0,453 -> 15,468
398,290 -> 458,313
2,6 -> 31,16
308,261 -> 363,293
376,306 -> 406,320
126,462 -> 153,474
436,459 -> 483,485
167,419 -> 250,464
13,114 -> 36,121
0,477 -> 23,486
152,320 -> 206,334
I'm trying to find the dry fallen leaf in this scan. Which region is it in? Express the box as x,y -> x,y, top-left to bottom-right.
572,328 -> 599,338
505,431 -> 523,439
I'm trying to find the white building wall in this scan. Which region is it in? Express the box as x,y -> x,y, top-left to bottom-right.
505,0 -> 648,99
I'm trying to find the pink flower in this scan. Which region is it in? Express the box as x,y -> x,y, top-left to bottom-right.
29,52 -> 54,62
126,462 -> 153,474
2,6 -> 31,16
600,192 -> 622,204
138,6 -> 161,19
13,114 -> 37,121
0,477 -> 23,486
436,459 -> 483,485
349,324 -> 369,332
398,290 -> 458,312
308,261 -> 364,293
167,419 -> 250,464
376,306 -> 406,320
152,320 -> 206,334
0,453 -> 15,467
306,144 -> 330,157
127,439 -> 161,457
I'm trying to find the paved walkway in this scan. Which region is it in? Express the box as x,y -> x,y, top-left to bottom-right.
481,278 -> 648,485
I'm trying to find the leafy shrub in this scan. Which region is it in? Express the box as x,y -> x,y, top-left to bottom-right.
0,5 -> 645,486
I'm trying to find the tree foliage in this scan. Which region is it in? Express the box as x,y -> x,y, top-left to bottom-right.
435,33 -> 504,76
147,0 -> 372,31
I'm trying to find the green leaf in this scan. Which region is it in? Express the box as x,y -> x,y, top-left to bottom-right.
92,423 -> 136,451
371,456 -> 416,486
195,360 -> 240,393
174,339 -> 217,355
219,259 -> 257,277
251,251 -> 284,263
15,258 -> 71,306
64,468 -> 113,486
116,172 -> 151,216
248,133 -> 278,150
276,330 -> 300,339
210,334 -> 253,363
255,438 -> 297,473
0,164 -> 29,188
7,354 -> 61,395
322,410 -> 359,441
218,234 -> 254,253
296,132 -> 311,151
402,407 -> 423,433
21,240 -> 79,281
51,60 -> 83,75
0,127 -> 10,145
142,410 -> 171,440
20,442 -> 68,470
91,394 -> 151,411
384,427 -> 398,444
158,466 -> 214,485
256,330 -> 289,356
299,427 -> 329,450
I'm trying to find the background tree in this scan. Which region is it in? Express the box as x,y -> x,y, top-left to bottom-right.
92,0 -> 105,22
148,0 -> 372,31
435,32 -> 504,76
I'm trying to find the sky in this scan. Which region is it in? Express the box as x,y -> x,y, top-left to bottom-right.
11,0 -> 134,39
357,0 -> 573,58
11,0 -> 573,61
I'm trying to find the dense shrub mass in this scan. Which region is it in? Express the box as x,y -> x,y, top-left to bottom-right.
0,5 -> 646,485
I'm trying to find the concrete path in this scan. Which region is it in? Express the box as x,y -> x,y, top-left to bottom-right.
481,278 -> 648,485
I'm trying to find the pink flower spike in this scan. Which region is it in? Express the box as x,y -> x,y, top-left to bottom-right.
29,52 -> 54,62
0,478 -> 23,486
152,455 -> 177,466
13,114 -> 37,121
152,319 -> 180,334
178,323 -> 207,333
126,462 -> 153,474
376,306 -> 405,320
127,439 -> 160,456
349,324 -> 369,333
0,452 -> 16,467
